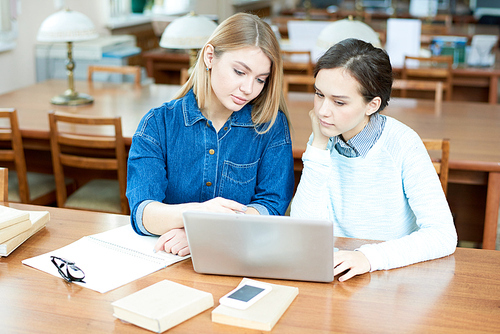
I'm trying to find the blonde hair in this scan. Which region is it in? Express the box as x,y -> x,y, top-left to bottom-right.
173,12 -> 289,133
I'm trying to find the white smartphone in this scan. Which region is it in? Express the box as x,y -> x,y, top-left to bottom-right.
219,281 -> 272,310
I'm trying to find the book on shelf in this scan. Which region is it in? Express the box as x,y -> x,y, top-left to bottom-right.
0,210 -> 50,256
112,279 -> 214,333
22,225 -> 190,293
211,278 -> 299,331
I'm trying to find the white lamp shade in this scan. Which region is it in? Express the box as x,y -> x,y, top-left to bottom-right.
316,19 -> 382,51
37,9 -> 98,42
159,14 -> 217,49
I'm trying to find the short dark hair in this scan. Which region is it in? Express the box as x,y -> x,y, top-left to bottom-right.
314,38 -> 393,112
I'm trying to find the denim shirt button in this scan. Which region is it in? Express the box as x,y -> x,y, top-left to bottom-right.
206,181 -> 212,186
209,149 -> 215,155
224,127 -> 228,131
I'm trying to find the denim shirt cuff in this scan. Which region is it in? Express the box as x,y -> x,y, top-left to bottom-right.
247,203 -> 269,215
135,200 -> 156,236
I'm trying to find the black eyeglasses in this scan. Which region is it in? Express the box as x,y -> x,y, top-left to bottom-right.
50,256 -> 86,283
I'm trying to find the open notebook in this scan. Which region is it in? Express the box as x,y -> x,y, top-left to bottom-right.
22,225 -> 189,293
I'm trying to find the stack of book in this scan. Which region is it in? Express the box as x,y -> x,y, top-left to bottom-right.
0,205 -> 49,257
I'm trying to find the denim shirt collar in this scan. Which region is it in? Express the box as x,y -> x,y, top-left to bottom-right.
182,89 -> 254,128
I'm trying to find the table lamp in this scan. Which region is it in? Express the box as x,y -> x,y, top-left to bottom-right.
37,9 -> 98,106
159,13 -> 217,73
316,17 -> 382,52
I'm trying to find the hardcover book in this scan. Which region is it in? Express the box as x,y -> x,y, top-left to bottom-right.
0,205 -> 30,229
112,280 -> 214,333
212,278 -> 299,331
0,210 -> 49,256
0,218 -> 31,244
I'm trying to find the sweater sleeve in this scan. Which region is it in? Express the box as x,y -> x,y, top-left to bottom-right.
290,142 -> 332,221
358,133 -> 457,271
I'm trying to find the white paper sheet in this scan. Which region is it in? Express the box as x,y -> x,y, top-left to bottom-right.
22,225 -> 190,293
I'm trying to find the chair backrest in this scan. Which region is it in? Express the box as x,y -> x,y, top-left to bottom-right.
282,50 -> 315,93
282,50 -> 314,76
87,65 -> 142,87
0,167 -> 7,202
402,55 -> 453,101
423,138 -> 450,196
283,74 -> 316,98
48,111 -> 129,214
392,79 -> 443,106
0,108 -> 30,203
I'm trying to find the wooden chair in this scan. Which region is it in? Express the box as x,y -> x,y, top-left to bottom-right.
282,50 -> 314,93
48,111 -> 129,214
422,138 -> 450,196
87,65 -> 142,87
0,167 -> 7,202
401,55 -> 453,101
282,50 -> 314,74
0,108 -> 61,205
392,79 -> 444,108
283,74 -> 316,98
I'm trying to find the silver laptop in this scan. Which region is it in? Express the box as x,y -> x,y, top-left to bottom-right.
183,211 -> 334,283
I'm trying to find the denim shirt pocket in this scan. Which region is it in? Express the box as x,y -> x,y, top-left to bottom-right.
219,159 -> 259,204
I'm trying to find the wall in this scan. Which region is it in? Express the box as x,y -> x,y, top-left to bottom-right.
0,0 -> 108,95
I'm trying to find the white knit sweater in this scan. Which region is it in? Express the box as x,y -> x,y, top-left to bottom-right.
290,116 -> 457,271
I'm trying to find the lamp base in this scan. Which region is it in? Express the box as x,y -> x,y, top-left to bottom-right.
51,91 -> 94,106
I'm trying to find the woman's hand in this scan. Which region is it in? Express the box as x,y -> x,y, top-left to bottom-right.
309,109 -> 329,150
154,228 -> 190,256
334,250 -> 371,281
194,197 -> 248,214
143,197 -> 248,235
151,197 -> 252,256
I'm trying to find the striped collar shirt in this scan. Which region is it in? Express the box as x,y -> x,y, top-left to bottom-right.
333,113 -> 386,158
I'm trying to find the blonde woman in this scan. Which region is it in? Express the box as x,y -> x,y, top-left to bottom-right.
127,13 -> 294,256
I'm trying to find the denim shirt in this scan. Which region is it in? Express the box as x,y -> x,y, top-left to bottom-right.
126,89 -> 295,235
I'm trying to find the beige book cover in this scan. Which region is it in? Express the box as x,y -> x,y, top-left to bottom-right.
0,218 -> 31,244
211,278 -> 299,331
112,279 -> 214,333
0,210 -> 49,256
0,205 -> 30,229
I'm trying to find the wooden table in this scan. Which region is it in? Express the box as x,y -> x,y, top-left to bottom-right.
1,202 -> 499,334
392,65 -> 500,104
286,92 -> 500,250
0,80 -> 179,145
0,80 -> 498,248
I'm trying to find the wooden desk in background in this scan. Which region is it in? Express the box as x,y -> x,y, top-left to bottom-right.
271,15 -> 497,42
1,202 -> 499,333
0,80 -> 498,249
142,47 -> 500,104
142,48 -> 190,85
392,65 -> 500,104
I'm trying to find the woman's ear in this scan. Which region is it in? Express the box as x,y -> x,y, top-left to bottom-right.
366,97 -> 381,116
203,44 -> 215,70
